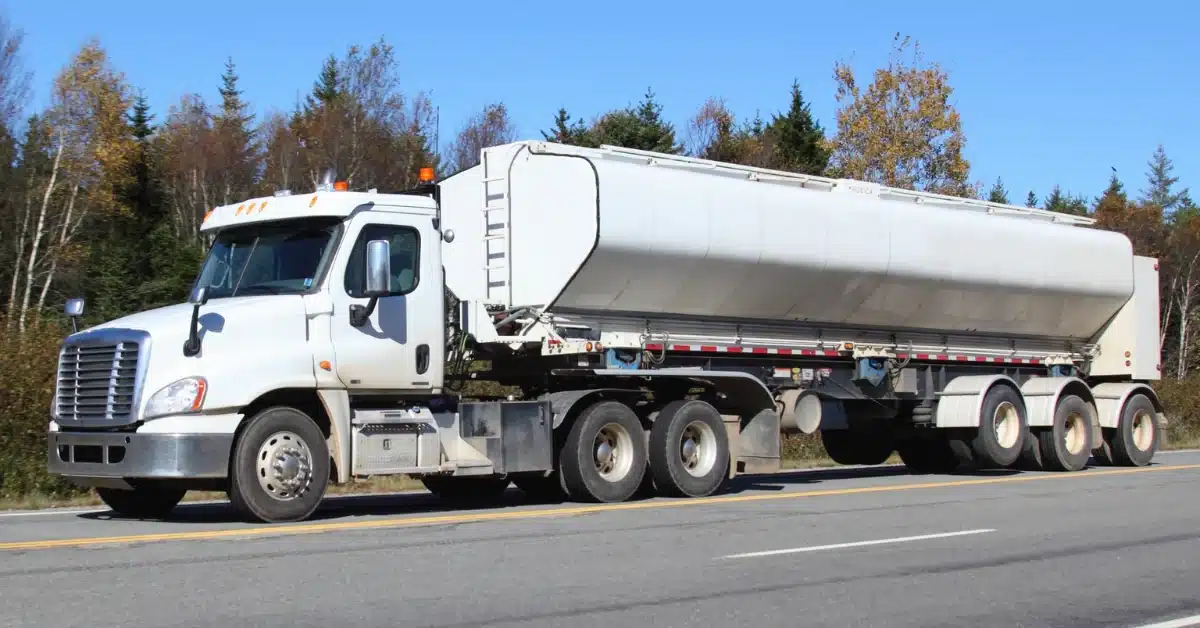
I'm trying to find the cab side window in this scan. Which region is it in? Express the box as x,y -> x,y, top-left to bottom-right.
344,224 -> 420,297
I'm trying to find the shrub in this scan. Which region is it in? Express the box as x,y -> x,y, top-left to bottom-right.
0,317 -> 87,499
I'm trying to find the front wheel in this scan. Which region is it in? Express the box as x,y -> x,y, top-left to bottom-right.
227,406 -> 330,523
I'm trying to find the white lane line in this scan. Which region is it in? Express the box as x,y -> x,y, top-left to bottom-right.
1132,615 -> 1200,628
719,528 -> 997,560
0,507 -> 109,519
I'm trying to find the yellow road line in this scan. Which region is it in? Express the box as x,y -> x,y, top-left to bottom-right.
3,462 -> 1198,552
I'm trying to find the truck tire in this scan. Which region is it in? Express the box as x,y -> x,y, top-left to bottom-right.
895,433 -> 960,474
1035,395 -> 1094,472
560,400 -> 647,503
821,426 -> 894,466
1108,393 -> 1158,467
964,385 -> 1027,469
422,475 -> 510,505
648,399 -> 730,498
96,486 -> 186,520
227,406 -> 330,523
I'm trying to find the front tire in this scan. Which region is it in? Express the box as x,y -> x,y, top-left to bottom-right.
96,486 -> 186,520
228,406 -> 330,523
648,399 -> 730,498
560,400 -> 648,503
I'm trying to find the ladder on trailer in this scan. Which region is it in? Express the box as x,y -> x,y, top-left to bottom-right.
481,149 -> 511,305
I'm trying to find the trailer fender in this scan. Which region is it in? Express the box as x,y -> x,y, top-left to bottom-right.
1020,377 -> 1097,427
586,368 -> 777,418
934,374 -> 1023,429
1089,383 -> 1167,430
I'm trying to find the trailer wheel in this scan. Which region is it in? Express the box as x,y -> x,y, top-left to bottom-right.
1108,393 -> 1158,467
1034,395 -> 1094,472
95,486 -> 186,520
227,406 -> 330,523
966,385 -> 1027,469
895,433 -> 960,474
560,400 -> 648,503
648,399 -> 730,498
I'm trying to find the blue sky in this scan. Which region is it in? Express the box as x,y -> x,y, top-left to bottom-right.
6,0 -> 1197,203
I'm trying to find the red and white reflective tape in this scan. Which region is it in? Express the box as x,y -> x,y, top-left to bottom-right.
643,344 -> 1043,365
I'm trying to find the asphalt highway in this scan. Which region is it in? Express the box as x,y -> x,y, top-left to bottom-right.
2,451 -> 1199,628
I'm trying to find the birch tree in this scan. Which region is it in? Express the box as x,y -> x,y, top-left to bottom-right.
17,41 -> 134,331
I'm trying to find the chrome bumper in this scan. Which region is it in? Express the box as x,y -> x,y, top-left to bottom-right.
48,429 -> 233,488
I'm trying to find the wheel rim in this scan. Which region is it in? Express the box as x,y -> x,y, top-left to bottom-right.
1063,411 -> 1087,455
1132,409 -> 1154,451
680,420 -> 718,477
593,422 -> 634,481
993,401 -> 1020,449
256,431 -> 315,501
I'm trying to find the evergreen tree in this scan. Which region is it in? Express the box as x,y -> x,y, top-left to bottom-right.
307,55 -> 341,110
763,80 -> 829,175
1142,144 -> 1191,213
214,58 -> 257,203
987,177 -> 1009,204
590,88 -> 681,153
1044,184 -> 1088,215
542,108 -> 596,147
1025,191 -> 1038,207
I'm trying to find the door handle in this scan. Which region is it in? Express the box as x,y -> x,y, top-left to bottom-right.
416,344 -> 430,374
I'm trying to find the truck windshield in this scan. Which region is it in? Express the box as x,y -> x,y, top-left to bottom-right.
195,218 -> 342,299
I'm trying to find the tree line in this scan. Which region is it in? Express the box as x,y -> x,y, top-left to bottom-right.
0,17 -> 1196,498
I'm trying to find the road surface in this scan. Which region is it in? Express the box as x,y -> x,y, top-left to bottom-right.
2,451 -> 1199,628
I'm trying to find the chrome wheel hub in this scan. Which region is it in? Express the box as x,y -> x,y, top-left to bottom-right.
256,431 -> 314,501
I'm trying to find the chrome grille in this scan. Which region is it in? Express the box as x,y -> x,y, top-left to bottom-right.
56,341 -> 140,423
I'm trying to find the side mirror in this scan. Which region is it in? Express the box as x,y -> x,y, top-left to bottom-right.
64,297 -> 85,318
188,285 -> 209,306
352,239 -> 391,327
64,297 -> 84,334
183,285 -> 208,357
364,239 -> 391,298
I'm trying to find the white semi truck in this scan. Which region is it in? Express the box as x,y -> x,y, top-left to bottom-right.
47,141 -> 1166,523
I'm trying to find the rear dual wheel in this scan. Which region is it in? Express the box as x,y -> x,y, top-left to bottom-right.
1020,394 -> 1094,472
1095,393 -> 1159,467
648,400 -> 730,498
559,400 -> 648,503
558,398 -> 731,503
958,385 -> 1027,469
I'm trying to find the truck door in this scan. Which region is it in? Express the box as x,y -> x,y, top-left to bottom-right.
328,208 -> 444,392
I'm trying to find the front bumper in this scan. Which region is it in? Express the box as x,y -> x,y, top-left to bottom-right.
47,429 -> 234,489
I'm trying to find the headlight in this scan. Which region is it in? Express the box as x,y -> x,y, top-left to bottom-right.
144,377 -> 208,419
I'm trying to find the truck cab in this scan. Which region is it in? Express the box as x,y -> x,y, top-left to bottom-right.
47,174 -> 471,522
